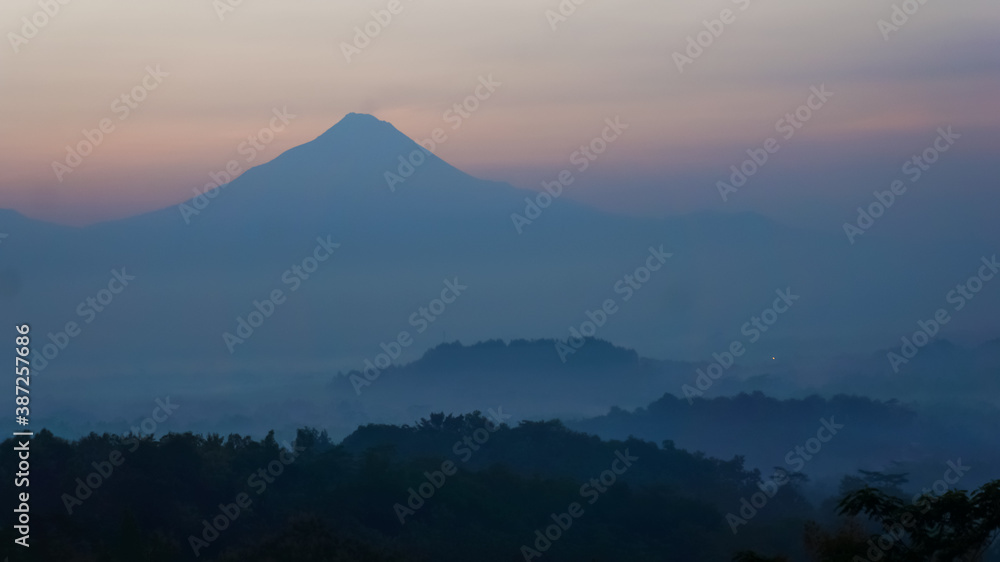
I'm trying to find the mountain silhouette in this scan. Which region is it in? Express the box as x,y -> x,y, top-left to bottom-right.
2,113 -> 997,392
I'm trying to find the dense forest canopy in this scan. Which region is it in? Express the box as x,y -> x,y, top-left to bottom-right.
3,414 -> 997,561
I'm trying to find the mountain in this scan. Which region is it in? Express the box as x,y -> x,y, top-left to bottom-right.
2,113 -> 998,431
329,338 -> 695,425
568,391 -> 1000,489
30,338 -> 706,441
0,422 -> 813,562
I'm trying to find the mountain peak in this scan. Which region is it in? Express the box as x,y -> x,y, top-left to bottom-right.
295,112 -> 424,160
338,112 -> 387,126
342,111 -> 381,122
238,111 -> 475,202
317,112 -> 396,140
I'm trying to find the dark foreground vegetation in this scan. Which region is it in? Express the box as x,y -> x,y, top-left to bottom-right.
2,413 -> 997,561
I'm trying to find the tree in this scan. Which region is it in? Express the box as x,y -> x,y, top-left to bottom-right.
837,480 -> 1000,561
733,551 -> 790,562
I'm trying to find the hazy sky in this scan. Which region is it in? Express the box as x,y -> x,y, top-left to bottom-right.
1,0 -> 997,232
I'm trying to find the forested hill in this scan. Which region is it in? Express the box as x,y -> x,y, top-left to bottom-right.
569,392 -> 1000,486
1,418 -> 815,561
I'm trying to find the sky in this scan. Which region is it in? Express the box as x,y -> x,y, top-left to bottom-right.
1,0 -> 997,236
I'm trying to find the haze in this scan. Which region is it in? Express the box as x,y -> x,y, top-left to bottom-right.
1,0 -> 997,240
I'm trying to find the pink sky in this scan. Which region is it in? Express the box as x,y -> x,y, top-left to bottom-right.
1,0 -> 997,226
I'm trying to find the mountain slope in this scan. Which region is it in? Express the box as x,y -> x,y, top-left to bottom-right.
2,113 -> 996,394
